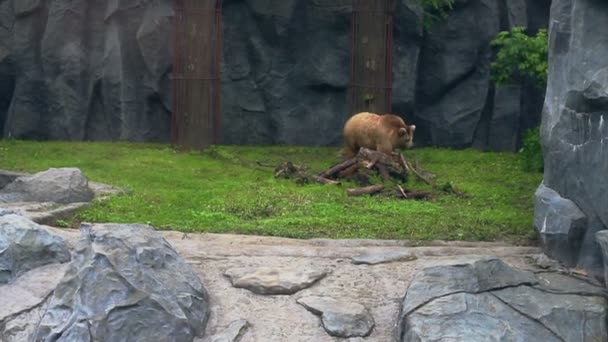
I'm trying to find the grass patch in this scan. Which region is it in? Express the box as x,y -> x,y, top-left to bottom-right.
0,140 -> 542,243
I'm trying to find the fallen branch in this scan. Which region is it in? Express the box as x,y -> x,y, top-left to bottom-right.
396,184 -> 408,199
347,184 -> 385,197
400,153 -> 432,185
338,163 -> 359,178
395,188 -> 433,200
319,158 -> 357,179
275,161 -> 341,186
313,176 -> 341,186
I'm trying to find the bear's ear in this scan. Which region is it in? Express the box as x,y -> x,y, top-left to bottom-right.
410,125 -> 416,131
398,127 -> 407,136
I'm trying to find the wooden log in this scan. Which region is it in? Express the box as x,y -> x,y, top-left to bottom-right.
338,163 -> 359,178
357,147 -> 393,165
364,159 -> 378,169
405,190 -> 433,200
376,164 -> 391,183
396,189 -> 433,200
319,158 -> 357,179
346,184 -> 385,197
313,176 -> 341,186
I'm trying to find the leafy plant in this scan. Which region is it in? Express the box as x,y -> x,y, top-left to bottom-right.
421,0 -> 454,30
519,126 -> 544,173
490,26 -> 548,89
55,219 -> 70,228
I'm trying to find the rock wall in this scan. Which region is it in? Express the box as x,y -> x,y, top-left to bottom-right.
0,0 -> 549,150
535,0 -> 608,281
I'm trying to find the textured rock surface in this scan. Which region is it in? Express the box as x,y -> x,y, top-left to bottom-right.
596,231 -> 608,287
0,214 -> 70,283
534,183 -> 587,266
0,263 -> 67,342
205,319 -> 249,342
0,0 -> 549,151
538,0 -> 608,279
0,170 -> 26,190
0,170 -> 121,225
224,266 -> 327,295
297,295 -> 375,338
0,207 -> 15,216
45,226 -> 542,341
351,249 -> 417,265
0,167 -> 94,204
397,257 -> 608,342
34,223 -> 211,342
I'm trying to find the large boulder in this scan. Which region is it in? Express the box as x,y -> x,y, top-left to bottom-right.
0,170 -> 27,190
396,257 -> 608,341
538,0 -> 608,279
534,183 -> 587,266
0,213 -> 70,284
0,263 -> 68,342
0,0 -> 550,151
0,167 -> 95,204
34,223 -> 211,342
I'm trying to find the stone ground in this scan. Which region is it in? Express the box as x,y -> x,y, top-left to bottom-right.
47,227 -> 540,341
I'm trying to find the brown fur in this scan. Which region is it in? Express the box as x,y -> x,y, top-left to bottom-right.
342,112 -> 416,158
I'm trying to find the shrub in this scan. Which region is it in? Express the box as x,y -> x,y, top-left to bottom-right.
421,0 -> 454,30
490,26 -> 548,89
519,126 -> 543,173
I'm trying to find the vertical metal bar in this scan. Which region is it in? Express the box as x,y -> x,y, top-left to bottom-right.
385,0 -> 393,113
213,0 -> 223,145
350,0 -> 357,116
171,0 -> 221,150
171,0 -> 180,145
205,0 -> 218,143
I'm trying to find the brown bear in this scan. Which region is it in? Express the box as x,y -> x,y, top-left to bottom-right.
342,112 -> 416,158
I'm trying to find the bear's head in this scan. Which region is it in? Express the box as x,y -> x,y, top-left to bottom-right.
395,124 -> 416,149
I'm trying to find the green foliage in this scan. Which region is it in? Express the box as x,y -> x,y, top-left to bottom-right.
0,141 -> 542,242
490,26 -> 548,89
54,219 -> 70,228
519,126 -> 544,173
421,0 -> 454,30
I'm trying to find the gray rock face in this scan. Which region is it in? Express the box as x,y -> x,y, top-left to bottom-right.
0,263 -> 67,342
534,183 -> 587,266
297,296 -> 375,338
0,167 -> 94,204
224,266 -> 327,295
396,257 -> 608,342
0,170 -> 27,190
34,223 -> 211,342
0,214 -> 70,283
0,0 -> 549,151
351,250 -> 417,265
538,0 -> 608,279
206,319 -> 249,342
596,231 -> 608,287
0,207 -> 15,216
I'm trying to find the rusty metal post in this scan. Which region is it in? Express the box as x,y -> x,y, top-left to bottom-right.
349,0 -> 396,116
171,0 -> 222,150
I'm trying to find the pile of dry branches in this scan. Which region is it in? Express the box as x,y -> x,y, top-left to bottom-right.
274,147 -> 441,200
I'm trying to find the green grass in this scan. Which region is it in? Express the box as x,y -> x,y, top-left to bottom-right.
0,140 -> 543,243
